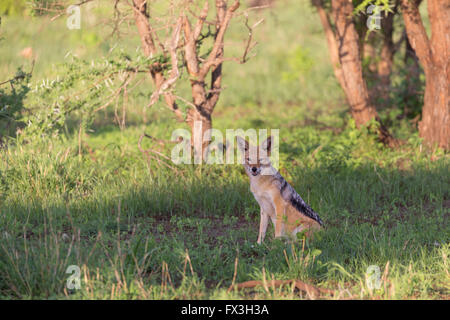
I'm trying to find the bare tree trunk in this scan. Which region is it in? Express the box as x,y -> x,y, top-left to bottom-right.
313,0 -> 397,146
400,0 -> 449,150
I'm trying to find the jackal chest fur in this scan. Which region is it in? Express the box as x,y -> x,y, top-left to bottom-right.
249,176 -> 279,218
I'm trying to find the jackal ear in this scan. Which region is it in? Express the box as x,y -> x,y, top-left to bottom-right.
261,136 -> 272,154
236,136 -> 249,152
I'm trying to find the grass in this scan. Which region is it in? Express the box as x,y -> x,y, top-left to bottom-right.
0,0 -> 449,299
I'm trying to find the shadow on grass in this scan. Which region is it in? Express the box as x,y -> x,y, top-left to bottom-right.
0,160 -> 448,298
0,67 -> 31,144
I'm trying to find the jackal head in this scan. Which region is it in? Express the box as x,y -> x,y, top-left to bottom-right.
236,136 -> 274,177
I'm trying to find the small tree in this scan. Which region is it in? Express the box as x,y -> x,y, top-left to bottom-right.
132,0 -> 254,160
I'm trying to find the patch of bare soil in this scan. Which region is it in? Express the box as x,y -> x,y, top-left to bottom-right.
147,215 -> 255,246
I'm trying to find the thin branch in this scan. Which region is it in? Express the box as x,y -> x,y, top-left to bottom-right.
199,0 -> 240,79
241,14 -> 263,63
0,60 -> 34,86
138,133 -> 181,174
147,17 -> 182,107
47,0 -> 96,22
193,1 -> 210,41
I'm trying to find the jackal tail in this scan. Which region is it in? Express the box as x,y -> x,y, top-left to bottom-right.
290,193 -> 324,227
278,173 -> 324,227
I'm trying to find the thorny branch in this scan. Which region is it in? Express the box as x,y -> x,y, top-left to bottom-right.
138,133 -> 181,175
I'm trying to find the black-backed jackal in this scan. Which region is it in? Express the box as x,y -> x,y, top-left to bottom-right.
237,136 -> 323,244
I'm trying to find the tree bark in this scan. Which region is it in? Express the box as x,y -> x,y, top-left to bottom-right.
400,0 -> 449,150
331,0 -> 376,126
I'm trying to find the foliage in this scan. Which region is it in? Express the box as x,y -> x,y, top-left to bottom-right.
353,0 -> 394,15
0,67 -> 32,140
17,52 -> 162,142
388,65 -> 425,120
281,46 -> 314,84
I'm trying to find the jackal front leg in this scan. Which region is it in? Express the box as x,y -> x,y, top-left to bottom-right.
272,196 -> 286,238
257,208 -> 269,244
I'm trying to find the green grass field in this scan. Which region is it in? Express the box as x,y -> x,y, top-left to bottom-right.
0,0 -> 448,299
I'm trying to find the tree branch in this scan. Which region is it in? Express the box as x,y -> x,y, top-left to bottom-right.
400,0 -> 432,73
182,15 -> 201,77
193,1 -> 209,41
132,0 -> 157,57
148,17 -> 182,108
199,0 -> 240,79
